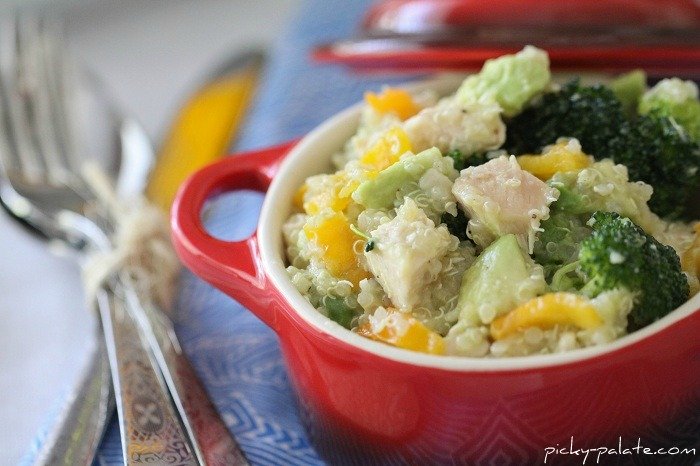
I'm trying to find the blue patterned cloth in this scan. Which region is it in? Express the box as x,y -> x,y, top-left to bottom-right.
86,1 -> 422,465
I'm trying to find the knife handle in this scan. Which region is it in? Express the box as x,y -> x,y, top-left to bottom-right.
121,275 -> 249,466
97,281 -> 198,466
34,334 -> 113,466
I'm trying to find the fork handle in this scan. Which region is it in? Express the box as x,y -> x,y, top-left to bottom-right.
96,281 -> 198,466
121,276 -> 249,466
34,335 -> 113,466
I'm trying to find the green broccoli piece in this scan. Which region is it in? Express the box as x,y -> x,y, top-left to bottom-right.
548,183 -> 591,216
547,159 -> 659,234
549,261 -> 585,293
608,69 -> 647,116
532,208 -> 591,279
506,79 -> 700,218
578,211 -> 688,330
440,209 -> 469,242
607,114 -> 700,218
532,188 -> 592,290
638,78 -> 700,141
446,149 -> 490,171
505,80 -> 626,158
323,296 -> 355,329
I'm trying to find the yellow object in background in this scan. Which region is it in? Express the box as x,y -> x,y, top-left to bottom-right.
146,51 -> 264,211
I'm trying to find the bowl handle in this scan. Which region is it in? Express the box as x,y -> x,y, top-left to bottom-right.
170,140 -> 297,330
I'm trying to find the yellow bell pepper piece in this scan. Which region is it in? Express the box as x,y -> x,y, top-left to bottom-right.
293,183 -> 307,211
490,292 -> 603,340
303,212 -> 370,286
681,223 -> 700,295
365,88 -> 421,121
359,127 -> 413,172
299,172 -> 359,215
358,309 -> 445,355
517,141 -> 592,180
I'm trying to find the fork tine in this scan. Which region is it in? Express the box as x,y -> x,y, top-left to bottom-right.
0,16 -> 24,176
0,14 -> 80,188
0,15 -> 47,184
0,20 -> 18,176
0,17 -> 54,238
25,16 -> 67,184
36,17 -> 80,181
17,15 -> 80,187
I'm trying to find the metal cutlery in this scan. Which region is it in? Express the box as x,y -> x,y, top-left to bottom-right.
0,15 -> 198,465
31,337 -> 113,466
17,91 -> 157,466
0,16 -> 248,465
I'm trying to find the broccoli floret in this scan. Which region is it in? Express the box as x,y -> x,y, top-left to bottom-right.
505,80 -> 626,158
549,183 -> 591,216
440,209 -> 470,242
609,69 -> 647,116
578,211 -> 688,330
323,296 -> 355,329
446,149 -> 490,171
506,80 -> 700,218
532,209 -> 591,277
548,159 -> 659,234
532,189 -> 592,290
638,78 -> 700,141
607,114 -> 700,218
549,261 -> 586,293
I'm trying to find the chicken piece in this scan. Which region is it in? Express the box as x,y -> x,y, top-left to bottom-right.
364,198 -> 452,310
452,155 -> 559,251
403,98 -> 505,156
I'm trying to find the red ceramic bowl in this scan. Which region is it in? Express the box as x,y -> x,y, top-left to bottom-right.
171,77 -> 700,465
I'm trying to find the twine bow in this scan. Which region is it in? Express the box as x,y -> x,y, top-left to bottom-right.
80,162 -> 179,312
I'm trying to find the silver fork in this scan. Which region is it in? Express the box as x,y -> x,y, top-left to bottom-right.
0,17 -> 200,465
0,16 -> 250,466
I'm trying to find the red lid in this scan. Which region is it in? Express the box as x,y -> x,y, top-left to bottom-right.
363,0 -> 699,32
314,0 -> 700,76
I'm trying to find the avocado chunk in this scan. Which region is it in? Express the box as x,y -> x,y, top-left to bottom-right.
453,234 -> 545,327
352,147 -> 442,209
456,45 -> 551,117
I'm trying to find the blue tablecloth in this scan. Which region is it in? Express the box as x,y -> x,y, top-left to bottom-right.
23,1 -> 424,465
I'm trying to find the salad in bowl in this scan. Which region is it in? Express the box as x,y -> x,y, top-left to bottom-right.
283,46 -> 700,358
172,46 -> 700,464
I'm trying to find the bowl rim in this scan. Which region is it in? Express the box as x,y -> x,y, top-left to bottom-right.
257,74 -> 700,372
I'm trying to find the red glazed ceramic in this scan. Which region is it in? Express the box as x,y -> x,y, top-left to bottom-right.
314,0 -> 700,77
171,78 -> 700,465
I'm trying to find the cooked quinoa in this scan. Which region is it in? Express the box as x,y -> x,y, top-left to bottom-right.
283,47 -> 700,357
